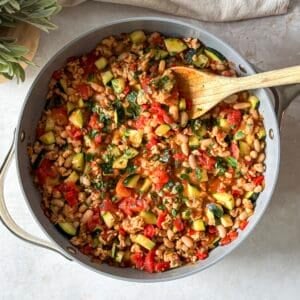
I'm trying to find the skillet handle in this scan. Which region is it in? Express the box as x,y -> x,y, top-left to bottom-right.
0,131 -> 72,261
271,84 -> 300,127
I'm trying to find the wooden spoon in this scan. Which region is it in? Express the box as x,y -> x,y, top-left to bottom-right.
171,65 -> 300,119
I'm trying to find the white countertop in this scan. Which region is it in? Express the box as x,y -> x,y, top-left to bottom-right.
1,2 -> 300,299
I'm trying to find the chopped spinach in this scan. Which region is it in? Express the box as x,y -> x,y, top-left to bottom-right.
125,163 -> 137,174
171,209 -> 178,217
195,167 -> 202,180
175,183 -> 184,194
89,129 -> 99,138
180,173 -> 190,180
86,153 -> 95,162
99,111 -> 111,133
126,91 -> 140,119
100,162 -> 113,175
226,156 -> 238,169
215,157 -> 227,176
159,149 -> 171,163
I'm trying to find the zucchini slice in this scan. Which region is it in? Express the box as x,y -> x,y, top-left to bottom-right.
248,95 -> 260,109
95,57 -> 108,70
112,78 -> 125,94
123,174 -> 140,188
135,234 -> 156,250
57,222 -> 77,236
204,47 -> 227,62
140,211 -> 157,224
164,38 -> 187,54
155,124 -> 171,136
112,156 -> 128,169
220,214 -> 233,227
239,141 -> 250,156
140,178 -> 152,193
39,131 -> 55,145
72,153 -> 85,172
101,211 -> 115,228
64,171 -> 79,183
212,193 -> 235,210
69,109 -> 84,128
101,70 -> 114,85
192,219 -> 205,231
187,183 -> 202,199
130,30 -> 146,45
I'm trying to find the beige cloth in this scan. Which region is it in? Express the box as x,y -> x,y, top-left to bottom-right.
59,0 -> 290,22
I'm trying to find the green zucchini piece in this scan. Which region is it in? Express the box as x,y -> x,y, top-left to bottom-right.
204,47 -> 227,62
124,174 -> 140,188
45,117 -> 55,132
239,141 -> 250,156
193,53 -> 209,68
140,211 -> 157,225
154,49 -> 168,60
213,193 -> 235,210
234,130 -> 245,140
66,102 -> 75,114
245,191 -> 260,202
135,234 -> 156,250
64,171 -> 79,183
179,98 -> 186,111
115,251 -> 124,263
101,211 -> 115,228
39,131 -> 55,145
101,70 -> 114,85
69,109 -> 84,128
112,78 -> 125,94
78,98 -> 86,108
192,219 -> 205,231
130,30 -> 146,44
187,183 -> 202,199
111,242 -> 117,258
32,150 -> 45,170
164,38 -> 187,54
112,156 -> 128,169
188,136 -> 200,149
257,128 -> 266,140
200,169 -> 208,182
72,153 -> 85,172
220,214 -> 233,227
123,147 -> 139,159
114,105 -> 125,126
206,209 -> 215,225
59,79 -> 68,93
181,209 -> 191,220
248,95 -> 260,109
95,57 -> 108,70
219,118 -> 230,131
126,129 -> 143,148
58,222 -> 77,236
140,178 -> 152,193
207,203 -> 224,218
155,124 -> 171,136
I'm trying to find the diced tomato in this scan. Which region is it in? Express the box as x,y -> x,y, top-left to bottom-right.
155,261 -> 170,272
94,134 -> 102,145
59,182 -> 79,207
252,175 -> 264,186
86,214 -> 100,231
198,152 -> 216,171
151,35 -> 163,46
186,98 -> 193,111
146,137 -> 158,150
77,84 -> 91,100
88,113 -> 101,130
116,178 -> 133,198
150,102 -> 173,124
135,115 -> 149,129
173,218 -> 185,232
220,236 -> 231,246
81,52 -> 97,75
230,142 -> 240,159
209,178 -> 224,193
157,211 -> 167,228
118,197 -> 145,216
118,227 -> 126,236
187,228 -> 196,236
144,224 -> 156,238
52,70 -> 62,81
144,250 -> 155,273
173,153 -> 186,161
232,189 -> 242,198
35,159 -> 57,185
196,251 -> 208,260
152,168 -> 170,190
123,85 -> 130,96
228,230 -> 238,241
239,220 -> 249,230
67,125 -> 83,140
227,109 -> 242,127
131,252 -> 144,269
129,62 -> 137,71
80,245 -> 94,255
36,124 -> 45,138
100,199 -> 116,213
141,77 -> 151,94
208,226 -> 217,234
52,107 -> 68,126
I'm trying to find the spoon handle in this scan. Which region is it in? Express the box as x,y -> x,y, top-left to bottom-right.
234,66 -> 300,91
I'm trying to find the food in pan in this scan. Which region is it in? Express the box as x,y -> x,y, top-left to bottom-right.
28,31 -> 266,273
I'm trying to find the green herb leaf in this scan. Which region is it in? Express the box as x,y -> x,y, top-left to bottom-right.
226,156 -> 238,169
215,157 -> 227,176
195,168 -> 202,180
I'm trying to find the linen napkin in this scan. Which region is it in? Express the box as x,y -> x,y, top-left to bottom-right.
59,0 -> 290,22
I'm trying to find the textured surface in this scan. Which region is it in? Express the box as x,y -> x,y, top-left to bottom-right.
0,1 -> 299,299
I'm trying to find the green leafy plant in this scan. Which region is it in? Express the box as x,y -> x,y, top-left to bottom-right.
0,0 -> 61,82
